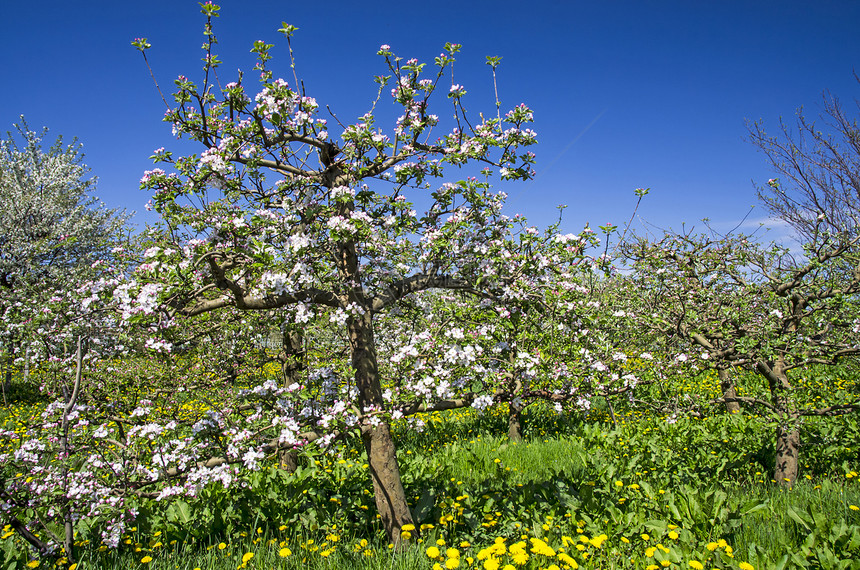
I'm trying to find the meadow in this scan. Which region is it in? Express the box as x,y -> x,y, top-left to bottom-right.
1,365 -> 859,570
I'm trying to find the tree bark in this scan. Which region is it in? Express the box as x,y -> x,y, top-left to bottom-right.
757,358 -> 799,485
507,401 -> 523,442
773,421 -> 800,485
2,338 -> 17,396
718,368 -> 740,414
349,310 -> 414,545
278,329 -> 304,472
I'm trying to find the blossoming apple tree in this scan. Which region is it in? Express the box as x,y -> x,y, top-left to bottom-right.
122,3 -> 537,542
0,121 -> 129,397
378,218 -> 664,441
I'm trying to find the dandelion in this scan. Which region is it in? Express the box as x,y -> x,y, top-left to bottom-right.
850,505 -> 859,511
278,547 -> 291,557
689,562 -> 704,569
218,542 -> 227,550
141,556 -> 153,564
668,530 -> 679,540
427,546 -> 442,559
738,563 -> 755,570
558,552 -> 578,568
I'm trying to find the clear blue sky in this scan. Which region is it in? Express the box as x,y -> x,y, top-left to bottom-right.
2,0 -> 858,239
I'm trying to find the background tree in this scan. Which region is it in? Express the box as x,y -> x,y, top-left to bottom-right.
625,229 -> 860,484
0,119 -> 129,397
748,77 -> 860,241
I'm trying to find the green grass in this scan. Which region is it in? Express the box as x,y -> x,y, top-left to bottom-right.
2,368 -> 859,569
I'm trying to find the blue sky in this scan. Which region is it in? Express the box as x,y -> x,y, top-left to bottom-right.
2,0 -> 858,240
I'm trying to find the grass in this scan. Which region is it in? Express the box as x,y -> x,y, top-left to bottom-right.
2,366 -> 859,569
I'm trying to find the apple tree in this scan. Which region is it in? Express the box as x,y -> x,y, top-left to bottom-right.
124,3 -> 537,542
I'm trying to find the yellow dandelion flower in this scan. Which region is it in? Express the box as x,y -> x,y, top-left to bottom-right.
427,546 -> 441,559
689,561 -> 704,570
279,547 -> 291,557
738,563 -> 755,570
242,552 -> 254,563
140,556 -> 152,564
218,542 -> 226,550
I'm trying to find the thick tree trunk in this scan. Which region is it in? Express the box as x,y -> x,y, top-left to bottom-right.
362,421 -> 414,544
773,422 -> 800,485
507,401 -> 523,442
349,310 -> 414,545
718,368 -> 740,414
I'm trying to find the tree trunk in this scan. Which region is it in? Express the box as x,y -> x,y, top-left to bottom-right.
718,368 -> 740,414
757,358 -> 799,485
507,401 -> 523,442
2,349 -> 13,403
278,329 -> 305,472
279,448 -> 298,472
2,366 -> 10,396
773,422 -> 800,485
349,310 -> 414,545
